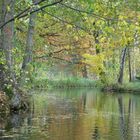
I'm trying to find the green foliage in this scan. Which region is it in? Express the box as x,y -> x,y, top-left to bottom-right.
1,0 -> 140,92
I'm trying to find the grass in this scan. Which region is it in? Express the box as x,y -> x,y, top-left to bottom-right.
103,81 -> 140,93
32,77 -> 97,89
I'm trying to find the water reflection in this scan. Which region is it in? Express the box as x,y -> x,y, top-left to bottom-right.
1,89 -> 140,140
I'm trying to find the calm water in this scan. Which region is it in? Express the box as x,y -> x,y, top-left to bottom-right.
1,89 -> 140,140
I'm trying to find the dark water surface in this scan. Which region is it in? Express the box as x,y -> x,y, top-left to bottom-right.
0,89 -> 140,140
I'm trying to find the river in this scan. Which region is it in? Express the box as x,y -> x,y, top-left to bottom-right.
0,89 -> 140,140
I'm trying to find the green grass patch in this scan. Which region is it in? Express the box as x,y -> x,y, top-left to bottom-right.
32,77 -> 98,89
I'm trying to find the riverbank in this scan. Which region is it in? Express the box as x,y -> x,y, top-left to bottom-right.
103,82 -> 140,93
0,88 -> 31,113
32,77 -> 98,89
31,78 -> 140,93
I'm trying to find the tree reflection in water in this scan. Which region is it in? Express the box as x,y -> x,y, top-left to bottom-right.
0,90 -> 140,140
118,96 -> 132,140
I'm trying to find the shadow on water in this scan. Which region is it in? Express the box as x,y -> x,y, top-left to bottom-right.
0,89 -> 140,140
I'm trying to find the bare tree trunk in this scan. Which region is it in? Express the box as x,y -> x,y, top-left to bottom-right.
128,48 -> 132,82
118,47 -> 127,84
22,0 -> 37,70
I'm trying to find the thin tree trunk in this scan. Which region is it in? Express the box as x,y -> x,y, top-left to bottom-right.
128,48 -> 132,82
130,31 -> 138,81
131,45 -> 136,81
82,64 -> 88,78
118,47 -> 127,84
0,0 -> 2,48
22,0 -> 37,70
0,1 -> 3,91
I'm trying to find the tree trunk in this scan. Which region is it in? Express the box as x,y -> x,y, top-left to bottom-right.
0,1 -> 3,91
128,48 -> 132,82
130,31 -> 138,81
131,48 -> 136,81
0,0 -> 26,110
82,64 -> 88,78
1,0 -> 17,85
2,0 -> 21,109
22,0 -> 37,70
118,47 -> 127,84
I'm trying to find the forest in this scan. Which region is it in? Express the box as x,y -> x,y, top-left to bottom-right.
0,0 -> 140,139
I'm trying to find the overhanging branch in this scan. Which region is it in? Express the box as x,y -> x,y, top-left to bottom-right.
0,0 -> 63,29
60,3 -> 139,25
44,11 -> 91,34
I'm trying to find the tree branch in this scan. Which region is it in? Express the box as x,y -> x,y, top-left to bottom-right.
43,11 -> 91,34
60,3 -> 113,21
60,3 -> 139,25
35,47 -> 91,59
0,0 -> 63,29
52,56 -> 72,63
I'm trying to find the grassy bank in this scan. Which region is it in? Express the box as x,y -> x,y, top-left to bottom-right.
103,82 -> 140,93
32,77 -> 97,89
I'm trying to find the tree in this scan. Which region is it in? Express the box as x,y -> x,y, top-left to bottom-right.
22,0 -> 38,70
0,0 -> 16,86
118,47 -> 127,84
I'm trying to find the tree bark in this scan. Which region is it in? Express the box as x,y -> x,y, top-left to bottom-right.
1,0 -> 17,85
0,0 -> 16,91
131,31 -> 138,81
128,48 -> 132,82
118,47 -> 127,84
0,1 -> 4,91
0,0 -> 27,110
131,47 -> 136,81
22,0 -> 37,70
2,0 -> 21,110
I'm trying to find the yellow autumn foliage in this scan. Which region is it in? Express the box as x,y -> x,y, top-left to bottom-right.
83,53 -> 105,75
